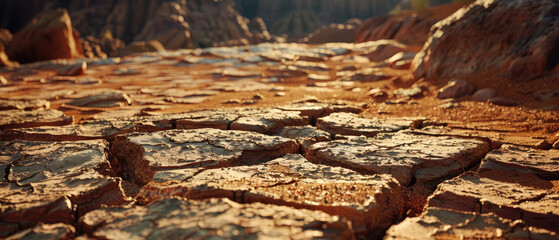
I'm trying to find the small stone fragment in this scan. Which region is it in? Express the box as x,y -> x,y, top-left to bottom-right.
57,62 -> 87,76
0,109 -> 72,130
111,129 -> 298,185
81,198 -> 355,240
67,89 -> 132,108
472,88 -> 497,102
437,79 -> 476,99
393,87 -> 423,98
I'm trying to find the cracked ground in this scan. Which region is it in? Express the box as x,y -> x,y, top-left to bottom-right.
1,42 -> 559,239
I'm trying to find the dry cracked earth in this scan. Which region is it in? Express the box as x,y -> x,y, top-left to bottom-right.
0,42 -> 558,240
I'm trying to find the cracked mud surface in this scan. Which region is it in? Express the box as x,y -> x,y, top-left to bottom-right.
0,42 -> 558,239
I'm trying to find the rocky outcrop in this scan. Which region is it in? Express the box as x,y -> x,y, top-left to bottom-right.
6,9 -> 84,63
413,0 -> 559,83
299,19 -> 361,44
356,3 -> 465,44
134,2 -> 193,49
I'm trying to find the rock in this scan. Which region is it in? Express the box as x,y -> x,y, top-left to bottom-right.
479,144 -> 559,179
367,88 -> 388,101
316,112 -> 422,137
385,208 -> 558,240
534,88 -> 559,102
488,97 -> 518,106
110,129 -> 298,185
0,76 -> 7,85
276,126 -> 331,153
306,131 -> 490,185
81,36 -> 125,59
6,9 -> 83,63
136,154 -> 403,236
134,2 -> 194,49
393,87 -> 423,98
0,99 -> 50,111
362,40 -> 411,62
0,44 -> 18,67
5,223 -> 75,240
0,110 -> 73,130
80,198 -> 355,239
0,140 -> 128,237
472,88 -> 497,102
437,79 -> 476,99
356,3 -> 465,44
67,89 -> 132,108
438,102 -> 460,109
57,62 -> 87,76
114,41 -> 165,57
5,89 -> 74,101
176,108 -> 308,134
386,52 -> 416,67
413,0 -> 559,83
554,139 -> 559,149
427,172 -> 559,232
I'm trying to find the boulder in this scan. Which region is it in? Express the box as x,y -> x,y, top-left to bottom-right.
472,88 -> 497,102
413,0 -> 559,83
6,8 -> 84,63
299,19 -> 361,44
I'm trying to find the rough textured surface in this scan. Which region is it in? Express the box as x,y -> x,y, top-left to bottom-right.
67,89 -> 132,108
316,112 -> 422,137
437,79 -> 476,99
427,172 -> 559,232
385,208 -> 558,240
307,131 -> 490,186
176,108 -> 308,134
80,198 -> 355,240
111,129 -> 298,185
0,110 -> 73,130
413,0 -> 559,83
276,126 -> 331,153
0,140 -> 128,238
136,154 -> 403,236
5,223 -> 75,240
277,101 -> 362,124
0,99 -> 50,111
6,9 -> 83,63
480,145 -> 559,179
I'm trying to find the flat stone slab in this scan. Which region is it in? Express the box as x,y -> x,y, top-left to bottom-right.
0,110 -> 73,130
0,140 -> 128,237
427,173 -> 559,232
480,144 -> 559,179
306,131 -> 490,185
385,208 -> 557,240
136,154 -> 403,236
111,129 -> 299,185
276,126 -> 331,153
0,117 -> 172,141
0,99 -> 50,111
176,108 -> 309,134
276,102 -> 362,124
316,112 -> 423,137
80,198 -> 355,240
6,223 -> 75,240
66,89 -> 132,108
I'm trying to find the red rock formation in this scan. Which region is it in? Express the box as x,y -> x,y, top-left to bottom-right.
6,8 -> 84,63
356,3 -> 465,44
413,0 -> 559,83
